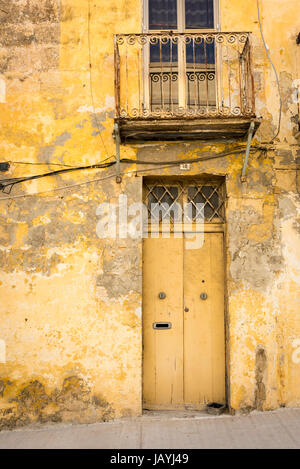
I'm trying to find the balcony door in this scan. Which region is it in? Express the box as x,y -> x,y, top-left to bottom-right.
143,0 -> 219,112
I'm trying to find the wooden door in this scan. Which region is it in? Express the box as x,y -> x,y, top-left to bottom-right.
143,236 -> 184,408
183,232 -> 225,408
143,232 -> 225,410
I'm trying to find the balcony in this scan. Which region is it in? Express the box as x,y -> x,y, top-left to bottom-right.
114,32 -> 261,143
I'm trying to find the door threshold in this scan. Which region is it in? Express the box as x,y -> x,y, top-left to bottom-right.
142,409 -> 218,420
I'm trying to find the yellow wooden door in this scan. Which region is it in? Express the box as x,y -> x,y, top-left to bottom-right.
183,232 -> 226,408
143,236 -> 184,409
143,232 -> 225,410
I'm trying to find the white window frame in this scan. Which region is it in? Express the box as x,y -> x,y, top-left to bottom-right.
142,0 -> 220,111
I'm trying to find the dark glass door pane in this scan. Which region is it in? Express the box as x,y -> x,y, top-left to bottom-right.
185,0 -> 214,29
149,0 -> 178,30
150,42 -> 178,62
186,41 -> 215,64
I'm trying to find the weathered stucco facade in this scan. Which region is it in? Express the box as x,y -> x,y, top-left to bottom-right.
0,0 -> 299,429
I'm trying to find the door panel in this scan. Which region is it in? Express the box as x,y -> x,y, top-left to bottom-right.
143,236 -> 184,409
183,232 -> 225,407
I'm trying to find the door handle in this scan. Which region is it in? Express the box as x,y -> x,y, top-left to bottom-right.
158,292 -> 166,300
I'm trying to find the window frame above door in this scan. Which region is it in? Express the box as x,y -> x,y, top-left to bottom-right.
142,0 -> 220,33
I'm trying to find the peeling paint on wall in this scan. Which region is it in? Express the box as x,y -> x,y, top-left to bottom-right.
0,76 -> 5,103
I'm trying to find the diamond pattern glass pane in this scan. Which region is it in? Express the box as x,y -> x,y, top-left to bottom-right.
188,186 -> 219,220
148,186 -> 179,222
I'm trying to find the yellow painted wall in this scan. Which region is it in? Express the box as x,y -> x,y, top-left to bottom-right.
0,0 -> 299,427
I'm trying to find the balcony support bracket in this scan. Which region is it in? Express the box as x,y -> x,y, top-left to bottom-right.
113,122 -> 122,184
241,121 -> 255,182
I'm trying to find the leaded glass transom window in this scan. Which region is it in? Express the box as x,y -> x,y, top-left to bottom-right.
144,178 -> 225,223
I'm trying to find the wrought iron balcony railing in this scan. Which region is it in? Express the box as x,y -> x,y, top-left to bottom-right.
114,32 -> 255,120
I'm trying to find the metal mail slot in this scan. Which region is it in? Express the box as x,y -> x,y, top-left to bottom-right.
153,322 -> 172,330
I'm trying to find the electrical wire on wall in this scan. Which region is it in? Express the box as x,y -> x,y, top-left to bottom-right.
0,161 -> 227,201
0,160 -> 116,194
0,2 -> 115,174
0,145 -> 268,198
256,0 -> 282,142
0,0 -> 7,15
10,161 -> 77,167
87,0 -> 115,163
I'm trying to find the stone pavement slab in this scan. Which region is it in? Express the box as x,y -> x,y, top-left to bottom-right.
0,408 -> 299,449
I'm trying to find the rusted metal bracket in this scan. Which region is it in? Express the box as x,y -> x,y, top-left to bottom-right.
241,121 -> 255,182
113,123 -> 122,184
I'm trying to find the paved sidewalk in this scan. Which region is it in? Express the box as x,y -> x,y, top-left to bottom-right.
0,408 -> 299,449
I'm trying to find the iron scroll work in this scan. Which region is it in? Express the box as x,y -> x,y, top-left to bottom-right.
114,32 -> 255,120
